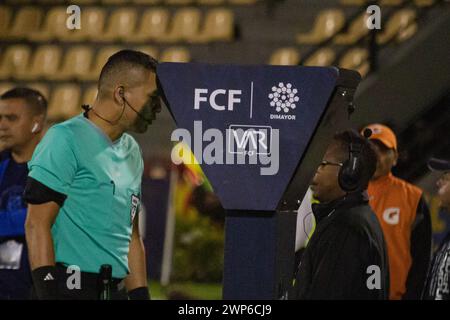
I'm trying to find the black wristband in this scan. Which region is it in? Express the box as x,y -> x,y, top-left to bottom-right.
31,266 -> 58,300
128,287 -> 150,300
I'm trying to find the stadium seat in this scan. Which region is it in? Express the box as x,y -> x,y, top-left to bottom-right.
132,0 -> 162,3
80,47 -> 123,81
28,83 -> 50,100
48,84 -> 81,121
339,47 -> 369,77
296,9 -> 345,45
160,47 -> 191,62
51,46 -> 94,80
128,8 -> 170,42
101,0 -> 128,3
0,45 -> 31,79
340,0 -> 405,5
0,6 -> 12,39
161,8 -> 202,43
0,83 -> 14,95
165,0 -> 195,4
6,7 -> 42,40
71,0 -> 97,3
377,9 -> 417,44
269,48 -> 301,66
334,12 -> 370,45
100,8 -> 138,42
229,0 -> 259,4
30,7 -> 72,41
23,46 -> 62,80
134,46 -> 159,59
70,7 -> 106,41
415,0 -> 435,6
198,0 -> 225,4
304,48 -> 335,67
191,8 -> 234,43
339,0 -> 366,5
380,0 -> 404,5
82,86 -> 98,106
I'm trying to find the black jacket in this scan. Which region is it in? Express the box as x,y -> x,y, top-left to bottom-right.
293,191 -> 390,300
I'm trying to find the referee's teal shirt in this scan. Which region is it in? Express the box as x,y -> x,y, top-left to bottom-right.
28,114 -> 144,278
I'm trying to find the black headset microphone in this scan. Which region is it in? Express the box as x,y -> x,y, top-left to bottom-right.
81,88 -> 153,125
338,128 -> 373,193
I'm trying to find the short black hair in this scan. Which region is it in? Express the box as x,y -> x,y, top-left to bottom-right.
332,129 -> 378,189
0,87 -> 47,115
98,49 -> 158,97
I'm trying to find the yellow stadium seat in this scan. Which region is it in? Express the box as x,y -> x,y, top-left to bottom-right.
51,46 -> 94,81
100,8 -> 138,42
415,0 -> 435,6
23,46 -> 62,80
191,8 -> 234,43
340,0 -> 366,5
297,9 -> 345,44
339,48 -> 370,77
340,0 -> 405,5
128,8 -> 170,43
0,6 -> 12,39
334,11 -> 370,45
134,46 -> 159,59
71,0 -> 97,3
377,9 -> 417,44
132,0 -> 162,3
80,47 -> 123,81
30,7 -> 72,41
48,84 -> 81,121
198,0 -> 225,4
70,7 -> 106,42
27,83 -> 50,100
6,7 -> 42,41
269,48 -> 301,66
165,0 -> 194,4
101,0 -> 127,3
0,83 -> 14,95
0,45 -> 31,79
160,47 -> 191,62
380,0 -> 404,5
82,86 -> 98,106
161,8 -> 202,43
229,0 -> 258,4
304,48 -> 335,67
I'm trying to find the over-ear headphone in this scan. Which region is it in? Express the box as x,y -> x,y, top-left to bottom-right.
338,129 -> 372,192
31,122 -> 39,134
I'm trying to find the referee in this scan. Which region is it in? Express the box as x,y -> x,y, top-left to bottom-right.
23,50 -> 161,299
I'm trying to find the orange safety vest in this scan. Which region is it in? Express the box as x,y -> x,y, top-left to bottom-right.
368,172 -> 422,300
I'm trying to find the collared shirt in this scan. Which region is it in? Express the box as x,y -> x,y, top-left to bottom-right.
26,114 -> 144,278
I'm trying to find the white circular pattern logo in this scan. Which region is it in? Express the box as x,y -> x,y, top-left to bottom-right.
268,82 -> 299,113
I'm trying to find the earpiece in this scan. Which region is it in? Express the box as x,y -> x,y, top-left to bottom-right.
31,122 -> 39,134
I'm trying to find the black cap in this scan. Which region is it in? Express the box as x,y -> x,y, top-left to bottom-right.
428,158 -> 450,172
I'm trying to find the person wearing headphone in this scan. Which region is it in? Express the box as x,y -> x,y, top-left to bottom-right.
0,87 -> 47,299
23,50 -> 161,299
293,129 -> 389,300
364,123 -> 431,300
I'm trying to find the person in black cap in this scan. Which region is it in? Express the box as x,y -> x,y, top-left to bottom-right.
423,158 -> 450,300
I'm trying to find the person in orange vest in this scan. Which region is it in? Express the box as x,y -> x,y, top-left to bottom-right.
363,123 -> 432,300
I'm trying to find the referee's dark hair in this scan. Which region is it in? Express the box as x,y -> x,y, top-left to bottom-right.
0,87 -> 47,116
332,129 -> 378,190
98,49 -> 158,99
